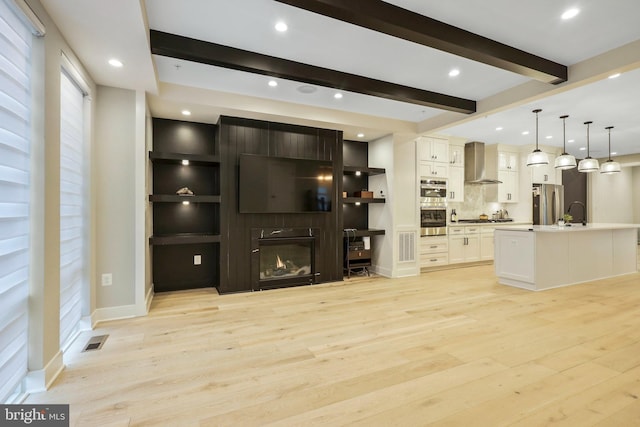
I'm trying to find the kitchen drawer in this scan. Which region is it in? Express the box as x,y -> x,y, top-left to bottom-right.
421,253 -> 449,267
448,226 -> 465,235
464,226 -> 481,234
420,238 -> 448,254
348,249 -> 371,260
481,226 -> 496,234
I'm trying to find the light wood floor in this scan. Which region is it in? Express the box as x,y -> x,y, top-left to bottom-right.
27,259 -> 640,426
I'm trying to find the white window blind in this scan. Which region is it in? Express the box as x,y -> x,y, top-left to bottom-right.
59,71 -> 85,348
0,0 -> 32,403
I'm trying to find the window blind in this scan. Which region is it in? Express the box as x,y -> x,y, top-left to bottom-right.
59,71 -> 85,348
0,0 -> 32,403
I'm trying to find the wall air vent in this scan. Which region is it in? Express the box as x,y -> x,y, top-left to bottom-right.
398,231 -> 416,262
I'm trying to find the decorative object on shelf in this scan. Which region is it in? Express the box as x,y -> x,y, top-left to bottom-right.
451,208 -> 457,222
176,187 -> 194,195
563,213 -> 573,222
554,114 -> 577,170
342,191 -> 347,198
577,121 -> 599,172
600,126 -> 621,174
526,109 -> 549,167
354,190 -> 373,198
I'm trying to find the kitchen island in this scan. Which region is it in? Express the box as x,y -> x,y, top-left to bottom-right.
494,223 -> 639,291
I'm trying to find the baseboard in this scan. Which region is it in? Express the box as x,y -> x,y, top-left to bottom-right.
24,350 -> 64,394
91,286 -> 154,327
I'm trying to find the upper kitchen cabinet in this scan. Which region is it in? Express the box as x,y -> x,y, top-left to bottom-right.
485,144 -> 519,203
417,136 -> 449,178
531,149 -> 562,185
447,141 -> 465,202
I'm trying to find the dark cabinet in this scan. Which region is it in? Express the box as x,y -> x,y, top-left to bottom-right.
149,118 -> 220,292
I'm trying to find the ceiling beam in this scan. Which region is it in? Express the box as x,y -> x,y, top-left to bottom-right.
150,30 -> 476,114
274,0 -> 568,85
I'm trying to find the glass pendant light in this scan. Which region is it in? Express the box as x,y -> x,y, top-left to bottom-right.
577,121 -> 599,172
554,114 -> 577,170
600,126 -> 621,174
526,109 -> 549,167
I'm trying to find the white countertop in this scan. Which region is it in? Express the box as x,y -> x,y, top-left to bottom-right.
449,221 -> 531,227
495,223 -> 640,232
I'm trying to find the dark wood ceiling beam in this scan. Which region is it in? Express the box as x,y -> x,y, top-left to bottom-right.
274,0 -> 568,84
150,30 -> 476,114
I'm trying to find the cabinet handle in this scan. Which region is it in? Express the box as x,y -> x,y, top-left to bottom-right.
430,258 -> 438,262
430,245 -> 438,249
544,174 -> 548,181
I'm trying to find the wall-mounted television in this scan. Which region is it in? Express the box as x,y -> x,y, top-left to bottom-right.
239,154 -> 333,213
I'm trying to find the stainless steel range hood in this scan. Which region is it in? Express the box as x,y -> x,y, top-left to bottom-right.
464,141 -> 502,184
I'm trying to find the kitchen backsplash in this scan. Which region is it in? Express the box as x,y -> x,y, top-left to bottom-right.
448,184 -> 502,220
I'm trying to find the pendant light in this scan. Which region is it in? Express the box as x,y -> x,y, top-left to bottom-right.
554,115 -> 577,170
577,121 -> 599,172
600,126 -> 621,174
526,109 -> 549,167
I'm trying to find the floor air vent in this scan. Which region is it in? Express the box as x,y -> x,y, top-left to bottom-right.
82,335 -> 108,352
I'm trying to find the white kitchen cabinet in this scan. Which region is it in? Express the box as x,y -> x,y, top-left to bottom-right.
447,165 -> 464,202
420,235 -> 449,268
531,151 -> 562,185
449,143 -> 464,167
448,226 -> 480,264
417,136 -> 449,164
485,144 -> 519,204
498,150 -> 519,171
419,161 -> 448,178
480,226 -> 495,261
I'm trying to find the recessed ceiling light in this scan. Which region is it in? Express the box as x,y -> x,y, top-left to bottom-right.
181,110 -> 191,116
611,151 -> 617,155
334,93 -> 343,99
545,135 -> 553,139
495,127 -> 503,131
182,160 -> 189,166
357,133 -> 365,138
561,8 -> 580,20
579,147 -> 586,151
108,58 -> 123,68
448,68 -> 460,77
568,139 -> 575,143
268,80 -> 278,87
522,131 -> 530,135
608,73 -> 621,79
275,21 -> 288,32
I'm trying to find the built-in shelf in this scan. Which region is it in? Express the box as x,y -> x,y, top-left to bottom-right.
343,165 -> 385,176
149,195 -> 221,203
343,197 -> 386,204
149,233 -> 221,246
149,151 -> 220,165
343,228 -> 385,237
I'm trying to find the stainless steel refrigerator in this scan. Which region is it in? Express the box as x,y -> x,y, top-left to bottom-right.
532,184 -> 564,225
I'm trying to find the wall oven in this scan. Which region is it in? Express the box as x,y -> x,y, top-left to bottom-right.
420,179 -> 447,236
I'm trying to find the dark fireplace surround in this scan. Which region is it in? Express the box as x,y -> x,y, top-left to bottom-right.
250,227 -> 320,291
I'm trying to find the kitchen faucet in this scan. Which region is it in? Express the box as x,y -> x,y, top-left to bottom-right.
567,201 -> 586,225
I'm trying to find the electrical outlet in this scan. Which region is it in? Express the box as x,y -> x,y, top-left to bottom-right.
101,273 -> 113,286
194,255 -> 202,265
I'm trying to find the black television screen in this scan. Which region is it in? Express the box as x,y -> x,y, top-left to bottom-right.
239,154 -> 333,213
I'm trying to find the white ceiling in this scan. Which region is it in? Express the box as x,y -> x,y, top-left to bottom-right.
40,0 -> 640,156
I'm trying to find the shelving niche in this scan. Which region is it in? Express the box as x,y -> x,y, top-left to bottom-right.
150,118 -> 220,292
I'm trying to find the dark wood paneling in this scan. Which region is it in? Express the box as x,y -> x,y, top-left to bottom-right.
218,116 -> 343,294
343,140 -> 368,167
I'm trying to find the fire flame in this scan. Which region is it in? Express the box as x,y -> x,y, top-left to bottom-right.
276,255 -> 285,269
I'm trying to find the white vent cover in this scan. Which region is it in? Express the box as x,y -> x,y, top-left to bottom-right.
398,231 -> 416,263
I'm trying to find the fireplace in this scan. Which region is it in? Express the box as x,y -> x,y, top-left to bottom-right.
251,228 -> 319,290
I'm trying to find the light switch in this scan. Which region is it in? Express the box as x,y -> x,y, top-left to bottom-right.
194,255 -> 202,265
